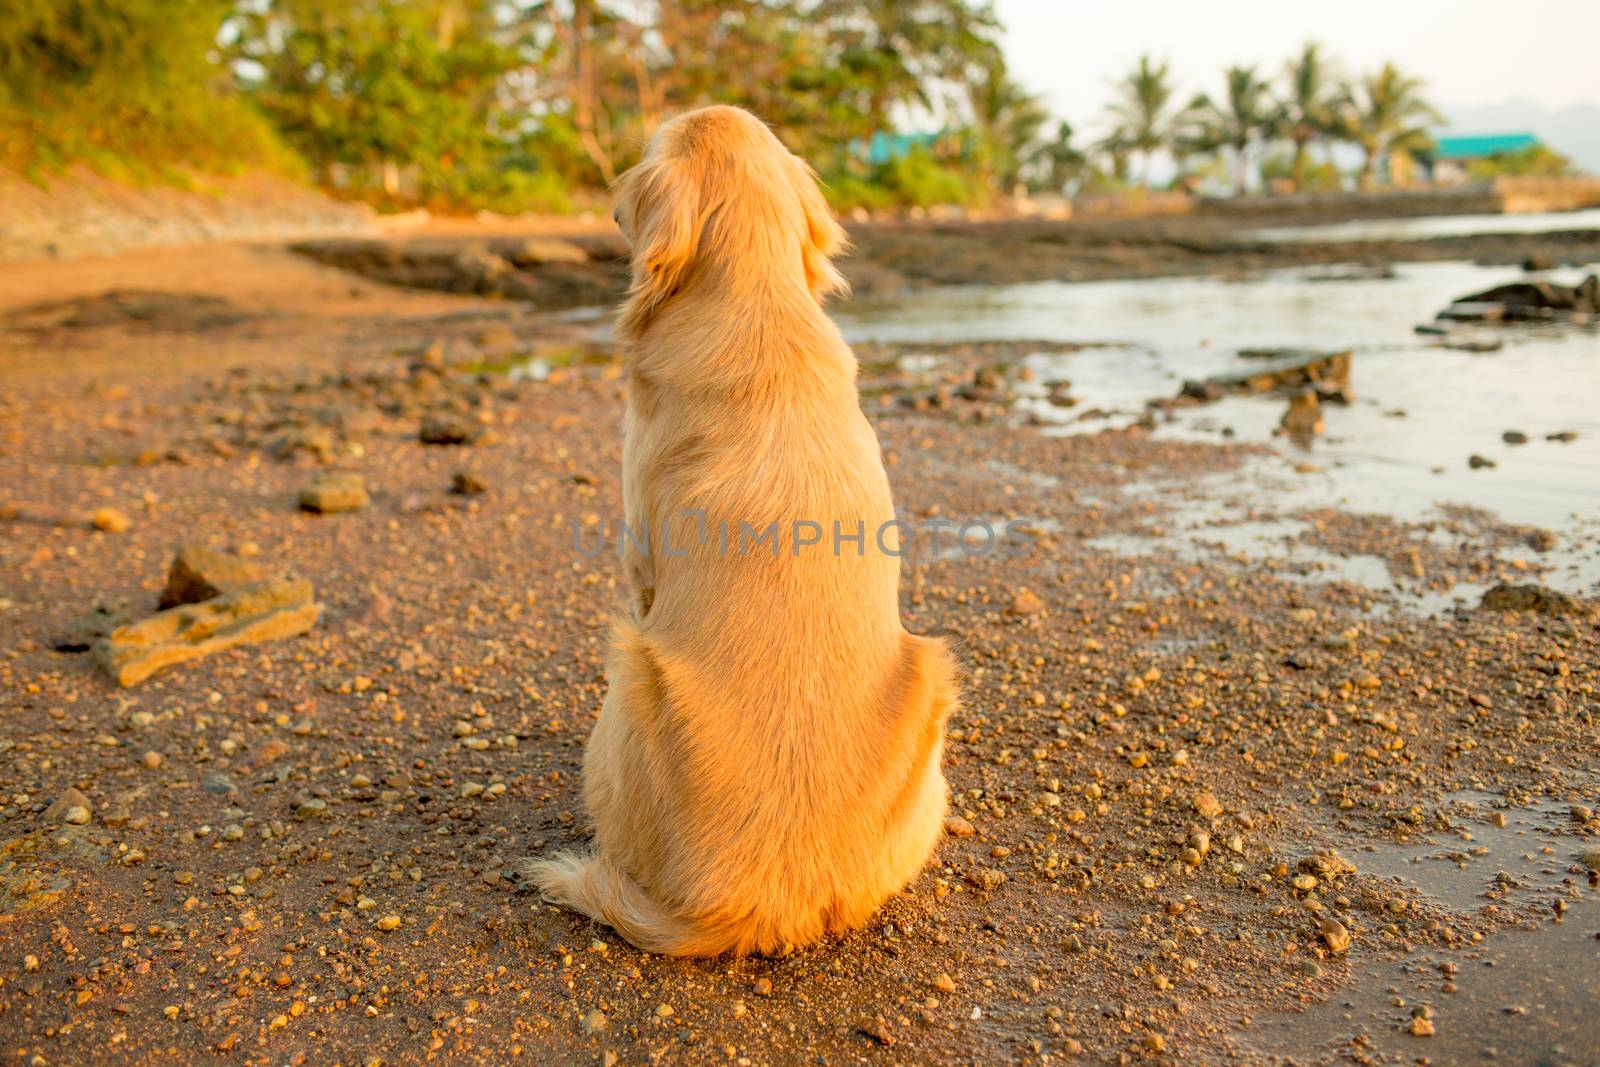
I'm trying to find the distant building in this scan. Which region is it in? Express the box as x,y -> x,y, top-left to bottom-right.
1423,132 -> 1540,183
851,131 -> 961,166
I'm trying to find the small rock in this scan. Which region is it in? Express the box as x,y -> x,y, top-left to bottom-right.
1008,589 -> 1045,615
931,973 -> 956,993
1192,792 -> 1223,819
420,416 -> 482,446
857,1018 -> 895,1046
450,471 -> 487,496
1410,1016 -> 1435,1037
752,978 -> 773,996
944,815 -> 976,837
92,507 -> 131,533
1467,454 -> 1496,470
159,545 -> 265,609
966,867 -> 1006,892
1578,849 -> 1600,871
1502,430 -> 1528,445
299,473 -> 368,513
1319,918 -> 1351,954
45,787 -> 92,824
202,773 -> 235,795
1527,529 -> 1558,552
374,915 -> 401,931
582,1009 -> 608,1034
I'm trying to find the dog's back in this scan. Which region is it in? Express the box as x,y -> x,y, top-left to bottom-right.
524,106 -> 957,955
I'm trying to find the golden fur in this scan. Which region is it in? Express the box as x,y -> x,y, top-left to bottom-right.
522,106 -> 957,956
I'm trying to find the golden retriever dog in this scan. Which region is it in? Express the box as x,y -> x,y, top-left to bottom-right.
522,105 -> 958,957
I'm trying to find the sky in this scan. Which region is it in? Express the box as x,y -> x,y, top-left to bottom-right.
995,0 -> 1600,162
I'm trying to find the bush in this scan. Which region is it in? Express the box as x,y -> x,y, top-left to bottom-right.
1468,145 -> 1580,180
822,147 -> 987,212
1259,150 -> 1343,191
0,0 -> 300,179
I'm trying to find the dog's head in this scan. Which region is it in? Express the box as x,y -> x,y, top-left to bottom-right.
613,106 -> 848,339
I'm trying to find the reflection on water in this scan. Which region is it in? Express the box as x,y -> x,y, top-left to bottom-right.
1248,207 -> 1600,244
836,261 -> 1600,593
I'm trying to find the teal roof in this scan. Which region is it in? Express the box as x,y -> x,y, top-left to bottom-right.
857,131 -> 944,165
1433,133 -> 1539,160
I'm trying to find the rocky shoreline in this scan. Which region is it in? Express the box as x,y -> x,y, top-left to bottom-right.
0,239 -> 1596,1066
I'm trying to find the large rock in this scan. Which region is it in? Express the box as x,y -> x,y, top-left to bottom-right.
94,578 -> 322,686
159,545 -> 265,609
487,236 -> 590,266
1436,274 -> 1600,326
1479,583 -> 1584,616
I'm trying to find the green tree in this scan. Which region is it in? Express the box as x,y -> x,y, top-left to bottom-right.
1182,65 -> 1274,195
1276,42 -> 1341,191
1102,54 -> 1178,187
230,0 -> 548,209
1338,63 -> 1441,189
968,66 -> 1050,193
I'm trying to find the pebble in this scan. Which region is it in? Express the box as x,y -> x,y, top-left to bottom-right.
375,915 -> 402,931
944,815 -> 976,837
1008,589 -> 1045,615
91,507 -> 131,533
1319,918 -> 1351,954
142,750 -> 163,769
1192,792 -> 1223,819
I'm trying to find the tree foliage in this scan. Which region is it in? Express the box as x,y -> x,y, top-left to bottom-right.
0,0 -> 293,175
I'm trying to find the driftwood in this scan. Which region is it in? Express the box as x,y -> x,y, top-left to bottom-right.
94,577 -> 321,686
1179,349 -> 1351,403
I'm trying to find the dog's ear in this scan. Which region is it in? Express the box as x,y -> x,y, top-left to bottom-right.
789,154 -> 849,301
616,156 -> 702,339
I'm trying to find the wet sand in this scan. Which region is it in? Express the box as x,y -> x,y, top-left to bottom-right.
0,239 -> 1596,1066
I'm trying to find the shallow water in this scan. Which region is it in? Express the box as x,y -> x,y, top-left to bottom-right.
836,261 -> 1600,595
1249,207 -> 1600,244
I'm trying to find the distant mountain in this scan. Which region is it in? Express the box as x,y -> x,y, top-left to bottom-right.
1440,100 -> 1600,174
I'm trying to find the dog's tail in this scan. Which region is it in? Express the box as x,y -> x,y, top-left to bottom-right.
520,851 -> 721,956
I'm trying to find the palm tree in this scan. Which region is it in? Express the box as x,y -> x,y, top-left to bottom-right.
1277,42 -> 1341,191
1340,63 -> 1441,189
969,65 -> 1051,193
1103,54 -> 1178,188
1032,121 -> 1088,194
1183,65 -> 1274,195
